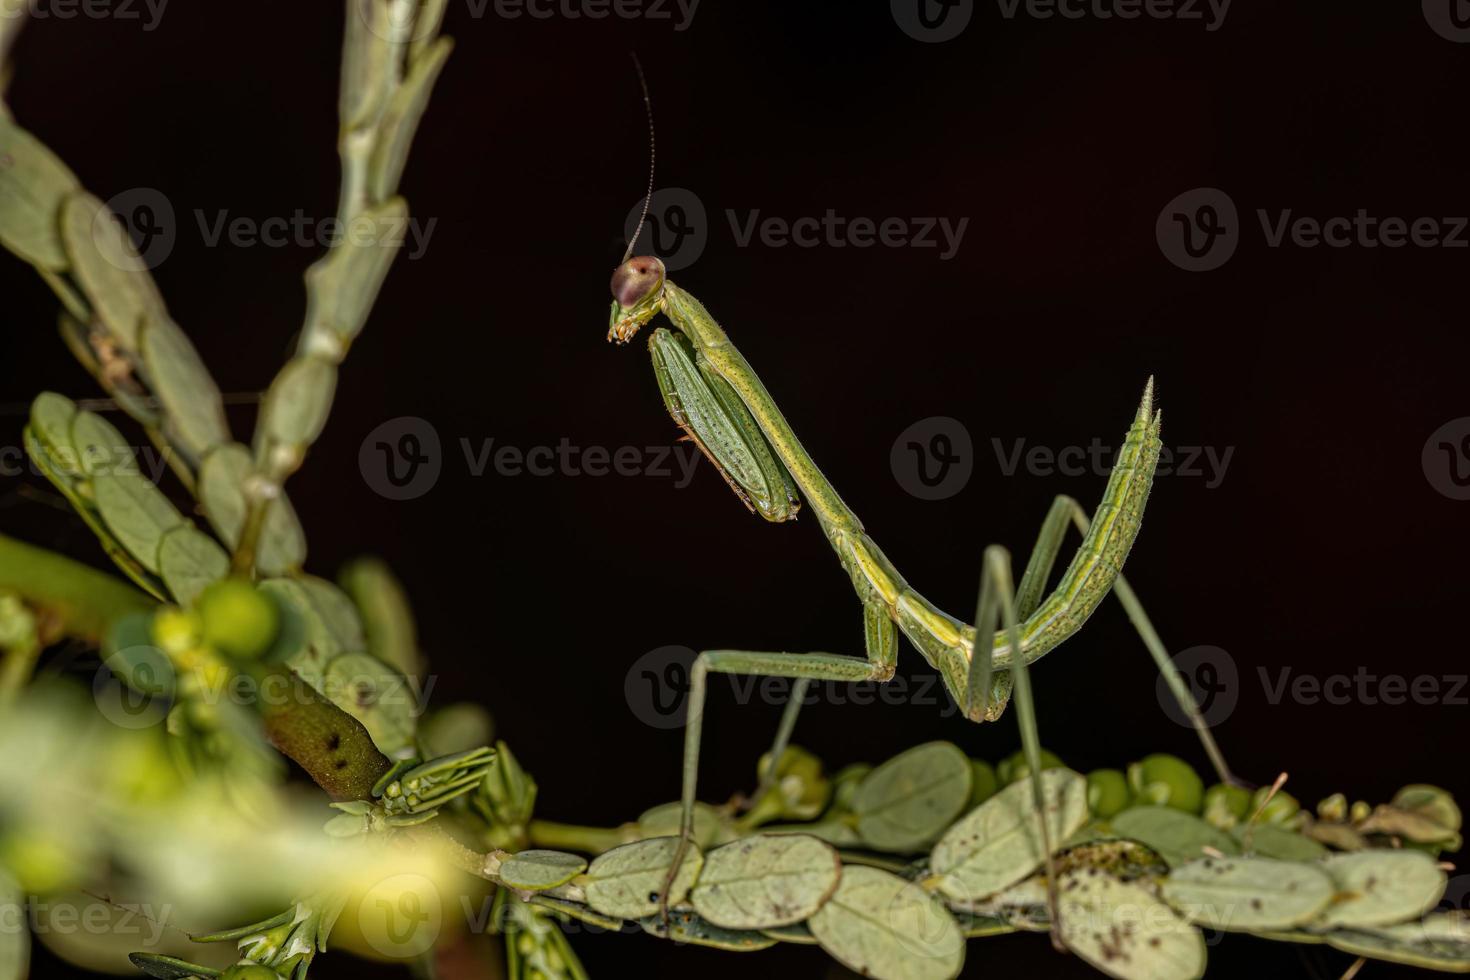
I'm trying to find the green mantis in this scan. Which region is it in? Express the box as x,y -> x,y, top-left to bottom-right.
605,252 -> 1238,923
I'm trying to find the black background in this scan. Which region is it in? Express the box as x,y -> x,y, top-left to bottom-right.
3,1 -> 1468,977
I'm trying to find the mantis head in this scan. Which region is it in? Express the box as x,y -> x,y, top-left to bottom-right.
607,255 -> 666,344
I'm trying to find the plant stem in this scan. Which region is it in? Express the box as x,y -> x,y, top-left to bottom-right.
526,820 -> 636,855
0,533 -> 155,644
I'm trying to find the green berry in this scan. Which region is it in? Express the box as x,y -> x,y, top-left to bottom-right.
1251,786 -> 1300,825
151,607 -> 202,657
997,748 -> 1064,785
1316,793 -> 1348,823
1127,754 -> 1204,813
1086,769 -> 1131,818
969,760 -> 999,807
1202,783 -> 1252,829
197,579 -> 279,659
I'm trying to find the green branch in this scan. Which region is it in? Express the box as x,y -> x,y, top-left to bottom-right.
0,532 -> 155,644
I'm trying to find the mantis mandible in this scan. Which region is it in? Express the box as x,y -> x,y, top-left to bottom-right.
600,69 -> 1236,924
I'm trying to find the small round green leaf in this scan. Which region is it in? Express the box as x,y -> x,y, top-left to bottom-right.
1111,806 -> 1241,868
368,37 -> 453,202
761,922 -> 819,945
197,443 -> 306,576
583,837 -> 703,920
60,191 -> 165,349
690,834 -> 840,929
852,741 -> 972,852
636,801 -> 726,848
500,850 -> 588,891
1057,871 -> 1206,980
296,575 -> 367,652
261,356 -> 337,449
70,410 -> 133,477
91,470 -> 185,573
139,317 -> 230,463
808,865 -> 964,980
639,909 -> 778,951
29,393 -> 80,474
1317,850 -> 1447,929
301,197 -> 408,348
0,118 -> 79,270
930,768 -> 1089,901
1161,856 -> 1335,931
1232,823 -> 1327,862
1323,912 -> 1470,972
321,652 -> 417,757
157,524 -> 229,607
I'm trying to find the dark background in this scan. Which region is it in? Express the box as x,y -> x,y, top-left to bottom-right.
3,1 -> 1469,977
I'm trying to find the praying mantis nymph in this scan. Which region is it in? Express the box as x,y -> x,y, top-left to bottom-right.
605,253 -> 1239,929
600,61 -> 1235,932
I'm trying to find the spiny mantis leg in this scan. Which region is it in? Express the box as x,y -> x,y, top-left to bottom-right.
746,600 -> 898,806
1002,492 -> 1238,786
970,543 -> 1064,951
662,649 -> 893,913
1054,496 -> 1239,787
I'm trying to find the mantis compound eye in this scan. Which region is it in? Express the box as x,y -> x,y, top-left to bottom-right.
607,255 -> 667,344
610,255 -> 666,308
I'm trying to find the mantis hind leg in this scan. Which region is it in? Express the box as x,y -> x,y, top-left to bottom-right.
990,494 -> 1240,787
970,543 -> 1065,951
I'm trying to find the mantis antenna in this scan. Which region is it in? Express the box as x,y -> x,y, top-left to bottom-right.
621,52 -> 656,264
